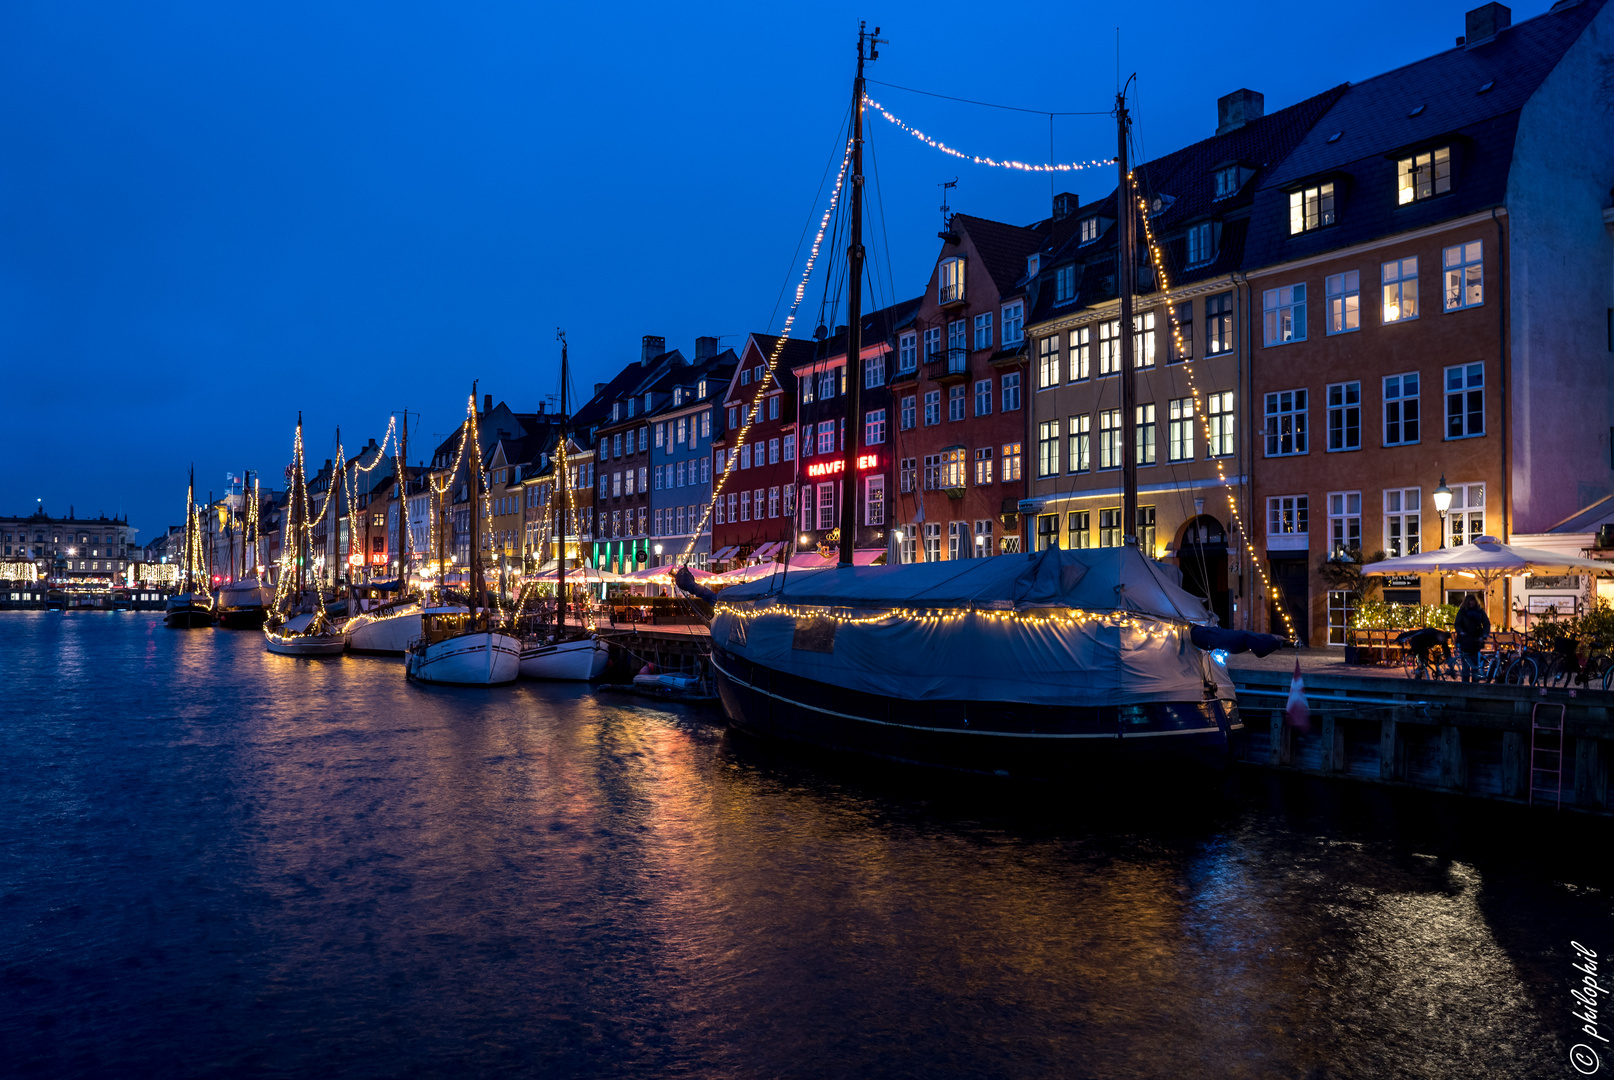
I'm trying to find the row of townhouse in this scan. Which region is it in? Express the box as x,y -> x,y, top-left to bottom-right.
700,0 -> 1614,647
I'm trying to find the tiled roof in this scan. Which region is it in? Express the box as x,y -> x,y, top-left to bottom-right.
811,295 -> 924,363
952,215 -> 1047,298
1245,0 -> 1606,267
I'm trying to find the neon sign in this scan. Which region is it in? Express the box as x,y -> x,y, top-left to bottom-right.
805,454 -> 879,479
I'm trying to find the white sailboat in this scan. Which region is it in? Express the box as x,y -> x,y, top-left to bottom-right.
405,384 -> 520,686
265,413 -> 346,658
519,331 -> 611,682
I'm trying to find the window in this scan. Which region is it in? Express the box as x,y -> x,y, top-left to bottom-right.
1002,302 -> 1024,345
1326,271 -> 1360,334
1068,326 -> 1091,380
900,395 -> 916,430
974,519 -> 994,558
942,448 -> 967,489
678,506 -> 688,534
1035,515 -> 1058,553
1002,442 -> 1022,482
1186,222 -> 1214,265
1068,510 -> 1091,549
1097,319 -> 1122,375
701,456 -> 711,483
948,319 -> 967,352
1099,409 -> 1123,469
768,396 -> 779,421
1068,415 -> 1091,473
612,471 -> 622,497
1327,382 -> 1361,451
1038,421 -> 1060,477
1168,398 -> 1194,462
740,367 -> 751,386
973,313 -> 993,350
1267,496 -> 1309,539
817,421 -> 835,455
783,485 -> 795,517
655,423 -> 665,448
948,385 -> 965,422
702,411 -> 712,438
1443,241 -> 1483,311
817,483 -> 836,530
728,405 -> 741,427
613,433 -> 623,457
916,389 -> 938,426
865,408 -> 886,446
1445,363 -> 1484,438
974,446 -> 993,486
923,326 -> 941,360
783,433 -> 795,460
1080,217 -> 1099,244
1136,506 -> 1156,554
1206,292 -> 1234,355
654,466 -> 664,491
1288,183 -> 1335,234
1384,373 -> 1420,445
1038,335 -> 1060,389
974,379 -> 992,416
638,466 -> 647,491
1055,264 -> 1077,303
1264,389 -> 1308,456
740,444 -> 751,470
901,457 -> 917,493
797,486 -> 810,530
865,475 -> 884,526
1167,302 -> 1192,364
898,332 -> 917,372
1133,311 -> 1156,368
1384,488 -> 1421,556
1446,483 -> 1485,546
1135,404 -> 1156,465
1397,146 -> 1451,204
653,508 -> 664,536
1327,491 -> 1362,556
1263,284 -> 1307,344
924,522 -> 942,563
1099,508 -> 1122,547
1214,165 -> 1240,197
1002,373 -> 1021,411
639,429 -> 648,452
923,454 -> 941,490
1382,257 -> 1418,322
938,257 -> 965,304
865,353 -> 885,388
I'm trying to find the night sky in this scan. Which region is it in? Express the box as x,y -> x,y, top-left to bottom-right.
0,0 -> 1533,540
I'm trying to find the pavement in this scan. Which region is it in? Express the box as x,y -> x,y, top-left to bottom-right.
1226,646 -> 1406,680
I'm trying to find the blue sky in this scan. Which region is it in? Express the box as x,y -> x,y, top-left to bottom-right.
0,0 -> 1541,537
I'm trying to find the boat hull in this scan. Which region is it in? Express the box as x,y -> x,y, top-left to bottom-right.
408,631 -> 521,685
218,606 -> 269,629
519,637 -> 610,681
164,600 -> 215,628
264,633 -> 346,656
710,646 -> 1241,778
345,608 -> 422,655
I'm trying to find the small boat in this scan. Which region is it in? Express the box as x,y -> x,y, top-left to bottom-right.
632,671 -> 700,692
262,415 -> 345,657
345,600 -> 430,655
216,577 -> 271,628
263,623 -> 346,656
520,634 -> 611,681
165,466 -> 216,628
165,591 -> 216,628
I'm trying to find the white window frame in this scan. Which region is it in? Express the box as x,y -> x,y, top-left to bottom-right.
864,474 -> 884,526
1068,415 -> 1090,473
938,257 -> 965,305
1384,488 -> 1421,557
973,312 -> 993,351
1445,363 -> 1484,439
974,378 -> 992,417
1443,241 -> 1483,311
1326,381 -> 1361,452
1001,373 -> 1020,412
865,408 -> 886,446
1445,482 -> 1485,547
1383,373 -> 1420,446
1263,284 -> 1307,345
1264,389 -> 1308,457
1381,257 -> 1419,323
1325,270 -> 1360,334
1266,495 -> 1309,551
864,353 -> 885,388
1207,391 -> 1235,458
924,390 -> 941,426
948,384 -> 965,422
1002,302 -> 1024,345
1167,398 -> 1194,462
1327,491 -> 1362,556
900,395 -> 916,430
1068,326 -> 1091,381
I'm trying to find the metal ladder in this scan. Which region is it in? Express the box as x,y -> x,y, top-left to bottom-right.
1529,702 -> 1567,808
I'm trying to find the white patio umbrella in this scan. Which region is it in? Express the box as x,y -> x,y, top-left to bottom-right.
1363,535 -> 1608,591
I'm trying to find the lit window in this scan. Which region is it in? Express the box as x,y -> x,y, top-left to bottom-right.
938,257 -> 965,304
1328,491 -> 1362,556
1206,292 -> 1234,355
1168,398 -> 1194,462
1097,319 -> 1122,375
1068,415 -> 1090,472
1206,392 -> 1235,457
1263,284 -> 1307,344
973,446 -> 993,485
1067,510 -> 1091,549
1446,483 -> 1485,546
1079,217 -> 1099,244
1288,183 -> 1335,234
941,448 -> 966,489
1267,495 -> 1309,539
1384,488 -> 1421,556
1037,336 -> 1060,389
1133,311 -> 1156,368
1443,241 -> 1483,311
1001,442 -> 1022,482
1382,257 -> 1418,322
1135,404 -> 1156,465
1038,421 -> 1060,477
1397,147 -> 1451,204
1098,508 -> 1122,547
864,475 -> 884,526
1068,326 -> 1091,380
1326,271 -> 1360,334
1098,409 -> 1122,469
1167,302 -> 1192,363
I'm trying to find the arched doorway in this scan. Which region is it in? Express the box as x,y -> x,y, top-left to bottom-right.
1174,514 -> 1231,627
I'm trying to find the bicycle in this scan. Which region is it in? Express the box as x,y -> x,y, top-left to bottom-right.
1399,628 -> 1457,681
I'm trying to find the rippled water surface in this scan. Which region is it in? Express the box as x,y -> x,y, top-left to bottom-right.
3,613 -> 1611,1078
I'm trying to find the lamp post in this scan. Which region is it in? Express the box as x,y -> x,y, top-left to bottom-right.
653,542 -> 663,568
1433,474 -> 1453,609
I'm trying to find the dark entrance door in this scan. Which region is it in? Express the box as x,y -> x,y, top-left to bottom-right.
1176,515 -> 1230,628
1268,558 -> 1309,644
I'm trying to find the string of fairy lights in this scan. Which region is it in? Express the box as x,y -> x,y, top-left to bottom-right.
864,95 -> 1114,174
676,135 -> 856,565
714,599 -> 1183,641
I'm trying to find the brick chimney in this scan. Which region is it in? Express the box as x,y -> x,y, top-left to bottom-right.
695,336 -> 719,360
1465,3 -> 1511,45
482,393 -> 492,415
641,335 -> 665,365
1052,192 -> 1079,221
1216,89 -> 1264,135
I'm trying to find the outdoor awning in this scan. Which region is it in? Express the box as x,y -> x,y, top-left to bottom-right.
753,540 -> 785,559
711,545 -> 739,562
1364,535 -> 1609,584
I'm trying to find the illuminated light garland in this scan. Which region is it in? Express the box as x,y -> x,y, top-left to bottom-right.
680,136 -> 856,567
715,600 -> 1183,640
1132,187 -> 1297,641
864,95 -> 1114,174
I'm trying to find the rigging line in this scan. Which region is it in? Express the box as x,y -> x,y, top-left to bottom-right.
771,102 -> 853,333
865,118 -> 898,308
866,78 -> 1109,116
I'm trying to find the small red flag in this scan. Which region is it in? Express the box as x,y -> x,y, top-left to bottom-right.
1285,656 -> 1311,733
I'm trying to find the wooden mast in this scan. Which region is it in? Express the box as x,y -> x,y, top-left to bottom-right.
397,411 -> 409,592
1116,83 -> 1138,545
470,382 -> 487,625
838,23 -> 879,567
556,332 -> 569,638
184,465 -> 194,594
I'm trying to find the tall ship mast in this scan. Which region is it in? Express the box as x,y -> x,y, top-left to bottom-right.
163,465 -> 216,628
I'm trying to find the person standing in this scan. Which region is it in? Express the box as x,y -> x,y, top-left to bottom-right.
1454,595 -> 1491,683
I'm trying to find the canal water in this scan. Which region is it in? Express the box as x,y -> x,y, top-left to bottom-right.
2,613 -> 1610,1079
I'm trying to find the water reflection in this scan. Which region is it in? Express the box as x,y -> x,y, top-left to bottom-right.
0,613 -> 1608,1079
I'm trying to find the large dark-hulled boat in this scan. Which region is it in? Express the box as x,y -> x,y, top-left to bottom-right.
164,466 -> 216,629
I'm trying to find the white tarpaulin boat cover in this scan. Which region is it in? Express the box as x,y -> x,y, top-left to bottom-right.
711,547 -> 1232,707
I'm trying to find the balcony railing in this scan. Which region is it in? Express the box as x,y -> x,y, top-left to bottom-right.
938,281 -> 965,306
925,348 -> 968,380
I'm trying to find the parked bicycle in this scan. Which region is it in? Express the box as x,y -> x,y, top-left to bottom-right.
1398,627 -> 1457,680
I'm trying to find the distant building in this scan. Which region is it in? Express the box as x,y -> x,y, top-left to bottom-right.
1,508 -> 138,595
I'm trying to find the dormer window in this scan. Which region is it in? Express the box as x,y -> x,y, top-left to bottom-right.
1186,222 -> 1216,266
643,392 -> 653,412
1055,265 -> 1077,303
612,402 -> 623,422
1288,182 -> 1336,234
1214,166 -> 1242,197
938,257 -> 965,304
1398,146 -> 1451,204
753,365 -> 764,383
1026,253 -> 1040,278
698,379 -> 708,399
1079,217 -> 1099,244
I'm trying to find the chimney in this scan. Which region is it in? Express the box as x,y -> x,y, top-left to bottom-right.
695,336 -> 719,360
482,393 -> 492,415
1465,3 -> 1510,44
1052,192 -> 1079,221
594,382 -> 607,397
1216,89 -> 1264,135
641,335 -> 665,365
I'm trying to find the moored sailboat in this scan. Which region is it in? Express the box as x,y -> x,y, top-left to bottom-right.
264,414 -> 346,657
165,466 -> 216,628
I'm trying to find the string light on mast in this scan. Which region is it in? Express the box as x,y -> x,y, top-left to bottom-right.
864,95 -> 1114,174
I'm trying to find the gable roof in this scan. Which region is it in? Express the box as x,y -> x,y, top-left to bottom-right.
952,214 -> 1047,297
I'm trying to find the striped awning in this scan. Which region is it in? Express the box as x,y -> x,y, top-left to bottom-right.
710,545 -> 739,562
753,540 -> 786,559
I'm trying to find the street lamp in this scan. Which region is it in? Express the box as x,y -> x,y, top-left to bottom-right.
1432,475 -> 1453,549
653,542 -> 663,568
